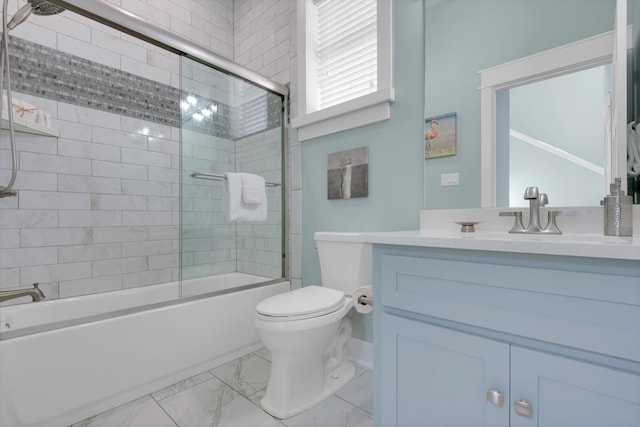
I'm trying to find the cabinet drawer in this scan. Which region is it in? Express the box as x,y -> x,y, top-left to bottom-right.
377,249 -> 640,362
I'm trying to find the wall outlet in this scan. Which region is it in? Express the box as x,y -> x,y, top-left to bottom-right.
440,172 -> 459,186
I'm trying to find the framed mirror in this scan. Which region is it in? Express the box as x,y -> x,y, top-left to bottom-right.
423,0 -> 637,208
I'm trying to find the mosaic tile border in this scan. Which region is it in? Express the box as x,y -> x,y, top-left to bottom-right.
9,36 -> 281,140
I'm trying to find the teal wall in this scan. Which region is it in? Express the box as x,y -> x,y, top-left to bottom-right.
301,0 -> 425,341
423,0 -> 616,209
300,0 -> 626,343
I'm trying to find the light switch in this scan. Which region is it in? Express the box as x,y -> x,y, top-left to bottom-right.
440,172 -> 459,186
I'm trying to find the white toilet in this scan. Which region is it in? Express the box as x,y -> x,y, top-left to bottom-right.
255,232 -> 372,419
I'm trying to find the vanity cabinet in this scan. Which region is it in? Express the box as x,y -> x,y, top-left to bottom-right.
373,245 -> 640,427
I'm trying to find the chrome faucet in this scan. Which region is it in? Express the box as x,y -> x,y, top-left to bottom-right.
0,283 -> 46,303
500,187 -> 562,234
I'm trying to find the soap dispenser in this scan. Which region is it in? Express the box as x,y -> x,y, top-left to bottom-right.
603,178 -> 632,236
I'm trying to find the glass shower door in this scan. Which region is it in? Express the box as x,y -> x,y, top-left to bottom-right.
179,57 -> 284,298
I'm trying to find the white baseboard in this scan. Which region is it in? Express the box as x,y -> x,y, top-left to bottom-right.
348,337 -> 373,371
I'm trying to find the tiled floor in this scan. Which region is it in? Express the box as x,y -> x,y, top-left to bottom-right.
70,348 -> 373,427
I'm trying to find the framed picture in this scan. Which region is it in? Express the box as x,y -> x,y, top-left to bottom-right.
327,147 -> 369,200
425,112 -> 456,159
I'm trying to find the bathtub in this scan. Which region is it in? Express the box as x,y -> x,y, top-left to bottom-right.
0,274 -> 289,427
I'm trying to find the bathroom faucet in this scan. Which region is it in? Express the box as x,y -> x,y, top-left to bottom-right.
500,187 -> 562,234
0,283 -> 46,303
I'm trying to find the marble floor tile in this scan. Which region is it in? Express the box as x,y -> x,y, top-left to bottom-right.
152,371 -> 215,401
281,395 -> 373,427
71,395 -> 176,427
157,376 -> 284,427
254,346 -> 271,361
336,370 -> 374,414
209,352 -> 271,397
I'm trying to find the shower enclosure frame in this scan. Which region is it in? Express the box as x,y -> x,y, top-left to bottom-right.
44,0 -> 290,284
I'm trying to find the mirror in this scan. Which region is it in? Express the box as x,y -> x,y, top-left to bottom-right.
423,0 -> 637,208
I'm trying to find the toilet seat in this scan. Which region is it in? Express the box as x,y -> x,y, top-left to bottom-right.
256,286 -> 345,321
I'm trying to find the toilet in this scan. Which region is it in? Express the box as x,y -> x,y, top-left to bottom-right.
255,232 -> 372,419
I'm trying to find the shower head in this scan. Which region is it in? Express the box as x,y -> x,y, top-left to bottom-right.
7,0 -> 64,30
30,0 -> 65,16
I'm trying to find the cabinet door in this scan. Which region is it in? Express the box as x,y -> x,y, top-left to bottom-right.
379,313 -> 510,427
511,346 -> 640,427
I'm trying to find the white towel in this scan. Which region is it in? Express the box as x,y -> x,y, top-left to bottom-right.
223,172 -> 268,222
241,173 -> 265,204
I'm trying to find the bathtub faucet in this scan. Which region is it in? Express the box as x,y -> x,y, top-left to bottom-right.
0,283 -> 46,303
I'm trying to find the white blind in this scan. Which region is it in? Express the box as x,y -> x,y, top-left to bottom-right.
314,0 -> 377,110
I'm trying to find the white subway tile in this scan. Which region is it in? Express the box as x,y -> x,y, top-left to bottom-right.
59,275 -> 123,298
58,103 -> 122,130
148,167 -> 179,183
58,33 -> 121,69
121,0 -> 171,28
148,225 -> 179,240
121,117 -> 171,139
0,230 -> 20,248
147,49 -> 180,75
148,196 -> 179,211
170,16 -> 210,47
58,175 -> 122,194
32,14 -> 92,43
149,253 -> 179,270
58,139 -> 122,162
122,240 -> 172,257
10,21 -> 57,49
122,268 -> 172,288
121,56 -> 171,86
0,268 -> 20,288
122,148 -> 172,168
0,133 -> 57,155
92,160 -> 147,180
92,127 -> 147,150
21,261 -> 92,285
59,211 -> 122,227
148,137 -> 179,156
91,194 -> 147,211
92,256 -> 147,277
20,152 -> 92,176
7,171 -> 58,192
59,243 -> 122,263
93,226 -> 148,243
122,179 -> 171,196
91,27 -> 147,60
0,210 -> 58,229
53,119 -> 92,141
122,211 -> 172,226
21,227 -> 93,247
20,191 -> 91,210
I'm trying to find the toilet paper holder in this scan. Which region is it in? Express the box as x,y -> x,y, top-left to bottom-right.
357,295 -> 373,306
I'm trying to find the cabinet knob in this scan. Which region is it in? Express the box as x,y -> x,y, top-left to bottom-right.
514,399 -> 533,418
486,389 -> 503,407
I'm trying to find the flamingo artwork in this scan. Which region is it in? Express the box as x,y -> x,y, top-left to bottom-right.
424,119 -> 439,154
424,119 -> 439,141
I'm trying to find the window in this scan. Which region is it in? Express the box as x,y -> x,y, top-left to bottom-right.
293,0 -> 394,141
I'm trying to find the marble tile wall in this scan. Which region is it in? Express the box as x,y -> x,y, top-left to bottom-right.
0,0 -> 286,302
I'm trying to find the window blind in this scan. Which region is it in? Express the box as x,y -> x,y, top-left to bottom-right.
314,0 -> 377,110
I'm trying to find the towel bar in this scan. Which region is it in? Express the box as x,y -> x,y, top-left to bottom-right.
190,172 -> 281,187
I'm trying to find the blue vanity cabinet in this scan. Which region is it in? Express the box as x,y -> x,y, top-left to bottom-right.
373,245 -> 640,427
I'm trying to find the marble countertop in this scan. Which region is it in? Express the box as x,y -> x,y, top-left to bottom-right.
317,207 -> 640,261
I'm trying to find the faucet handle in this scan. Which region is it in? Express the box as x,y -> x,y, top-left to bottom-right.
523,186 -> 539,200
499,211 -> 525,233
542,211 -> 562,235
539,193 -> 548,207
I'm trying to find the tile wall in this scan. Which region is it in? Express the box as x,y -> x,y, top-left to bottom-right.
0,0 -> 286,303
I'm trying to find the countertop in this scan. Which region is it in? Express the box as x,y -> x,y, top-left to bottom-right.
316,229 -> 640,261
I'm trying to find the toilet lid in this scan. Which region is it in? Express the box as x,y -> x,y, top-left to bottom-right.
256,286 -> 345,319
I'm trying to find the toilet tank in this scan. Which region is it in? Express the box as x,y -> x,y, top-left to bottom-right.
314,232 -> 372,295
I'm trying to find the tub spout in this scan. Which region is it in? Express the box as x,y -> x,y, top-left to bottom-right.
0,283 -> 46,303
